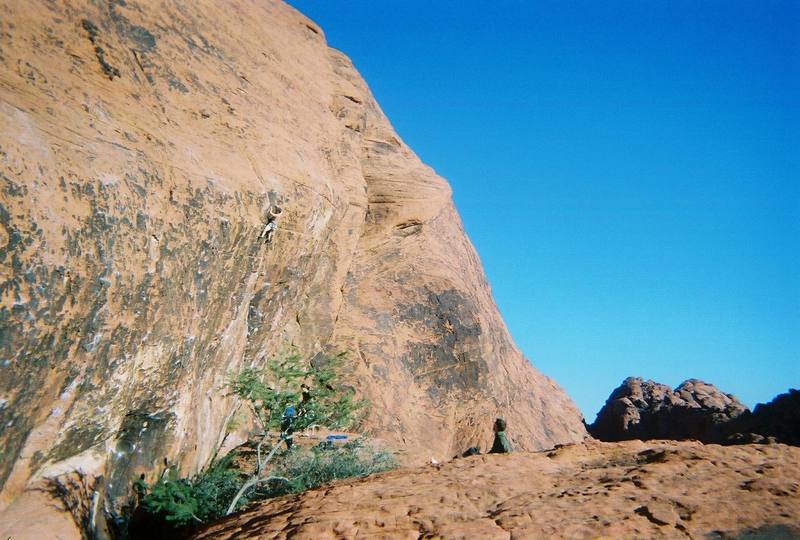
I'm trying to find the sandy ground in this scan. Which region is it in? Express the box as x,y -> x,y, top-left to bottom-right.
195,439 -> 800,539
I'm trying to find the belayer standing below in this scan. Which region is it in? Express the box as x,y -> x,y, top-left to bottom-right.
280,405 -> 296,450
298,383 -> 312,418
488,417 -> 512,454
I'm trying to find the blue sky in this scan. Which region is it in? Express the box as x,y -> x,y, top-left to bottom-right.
288,1 -> 799,420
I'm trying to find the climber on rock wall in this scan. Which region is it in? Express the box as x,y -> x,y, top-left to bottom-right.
258,205 -> 282,244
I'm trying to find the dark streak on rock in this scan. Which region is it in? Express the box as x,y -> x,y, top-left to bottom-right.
399,289 -> 485,397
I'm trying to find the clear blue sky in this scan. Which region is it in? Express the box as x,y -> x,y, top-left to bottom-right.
288,1 -> 799,421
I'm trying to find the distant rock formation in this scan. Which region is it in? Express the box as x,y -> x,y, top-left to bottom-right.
726,389 -> 800,446
587,377 -> 747,442
589,379 -> 800,447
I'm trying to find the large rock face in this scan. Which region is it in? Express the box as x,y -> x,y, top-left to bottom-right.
588,378 -> 747,442
0,0 -> 585,531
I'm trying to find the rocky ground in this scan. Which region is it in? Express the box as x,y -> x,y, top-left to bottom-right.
194,440 -> 800,539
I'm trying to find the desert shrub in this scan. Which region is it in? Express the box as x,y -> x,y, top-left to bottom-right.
131,351 -> 381,537
222,352 -> 369,514
135,454 -> 246,532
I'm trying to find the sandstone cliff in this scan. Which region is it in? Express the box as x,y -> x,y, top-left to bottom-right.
0,0 -> 585,532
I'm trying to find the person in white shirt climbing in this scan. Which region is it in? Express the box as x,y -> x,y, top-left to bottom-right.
258,205 -> 282,244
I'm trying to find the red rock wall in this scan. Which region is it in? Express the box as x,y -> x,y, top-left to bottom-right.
0,0 -> 586,527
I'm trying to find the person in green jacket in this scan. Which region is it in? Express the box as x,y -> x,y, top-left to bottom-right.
489,417 -> 512,454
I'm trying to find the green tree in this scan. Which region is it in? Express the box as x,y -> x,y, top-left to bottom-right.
134,351 -> 374,531
224,351 -> 366,514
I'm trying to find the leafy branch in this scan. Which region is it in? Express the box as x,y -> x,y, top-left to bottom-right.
223,352 -> 366,514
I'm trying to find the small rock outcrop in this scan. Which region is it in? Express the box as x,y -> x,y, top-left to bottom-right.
588,377 -> 747,442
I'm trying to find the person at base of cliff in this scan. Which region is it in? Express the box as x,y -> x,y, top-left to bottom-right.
298,383 -> 312,418
280,405 -> 296,450
489,417 -> 512,454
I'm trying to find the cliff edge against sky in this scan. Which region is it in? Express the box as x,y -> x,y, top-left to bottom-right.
0,0 -> 585,533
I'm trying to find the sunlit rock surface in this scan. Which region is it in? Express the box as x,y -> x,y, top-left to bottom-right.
0,0 -> 585,535
195,440 -> 800,540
